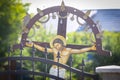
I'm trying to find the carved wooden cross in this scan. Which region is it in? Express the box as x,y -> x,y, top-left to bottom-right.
12,1 -> 111,56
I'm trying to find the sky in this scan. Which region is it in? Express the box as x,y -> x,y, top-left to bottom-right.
22,0 -> 120,32
22,0 -> 120,13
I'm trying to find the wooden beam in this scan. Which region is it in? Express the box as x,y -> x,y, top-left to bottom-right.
57,11 -> 67,38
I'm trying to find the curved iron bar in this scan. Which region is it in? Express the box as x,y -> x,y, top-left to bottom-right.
38,14 -> 50,23
76,16 -> 83,25
20,6 -> 88,43
22,6 -> 95,40
0,57 -> 97,79
0,70 -> 64,80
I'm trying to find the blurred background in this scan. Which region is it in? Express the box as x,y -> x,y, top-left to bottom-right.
0,0 -> 120,80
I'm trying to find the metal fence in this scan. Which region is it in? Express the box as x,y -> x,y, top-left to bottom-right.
0,45 -> 98,80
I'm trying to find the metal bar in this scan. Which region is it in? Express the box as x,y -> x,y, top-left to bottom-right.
32,45 -> 35,80
69,55 -> 73,80
81,59 -> 84,80
20,43 -> 23,80
44,47 -> 48,80
8,46 -> 11,80
57,52 -> 60,78
0,57 -> 97,78
57,11 -> 67,38
0,70 -> 65,80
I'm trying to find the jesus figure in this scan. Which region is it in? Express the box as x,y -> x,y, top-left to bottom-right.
26,35 -> 96,80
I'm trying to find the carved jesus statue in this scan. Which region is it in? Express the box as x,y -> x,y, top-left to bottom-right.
26,35 -> 96,80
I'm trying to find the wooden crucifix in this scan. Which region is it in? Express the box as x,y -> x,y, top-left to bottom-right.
12,1 -> 111,56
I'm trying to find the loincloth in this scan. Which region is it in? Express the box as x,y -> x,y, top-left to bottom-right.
49,66 -> 66,80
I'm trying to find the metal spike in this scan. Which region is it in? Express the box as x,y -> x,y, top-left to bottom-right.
57,52 -> 61,58
37,8 -> 44,16
61,0 -> 65,11
84,25 -> 90,32
23,13 -> 30,27
70,15 -> 74,21
83,10 -> 91,19
52,13 -> 56,19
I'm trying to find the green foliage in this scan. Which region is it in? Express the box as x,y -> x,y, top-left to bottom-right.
67,31 -> 120,80
66,31 -> 94,66
0,0 -> 29,57
66,31 -> 120,69
66,31 -> 93,45
93,31 -> 120,66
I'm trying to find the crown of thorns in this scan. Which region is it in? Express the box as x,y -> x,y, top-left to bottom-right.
50,35 -> 66,48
